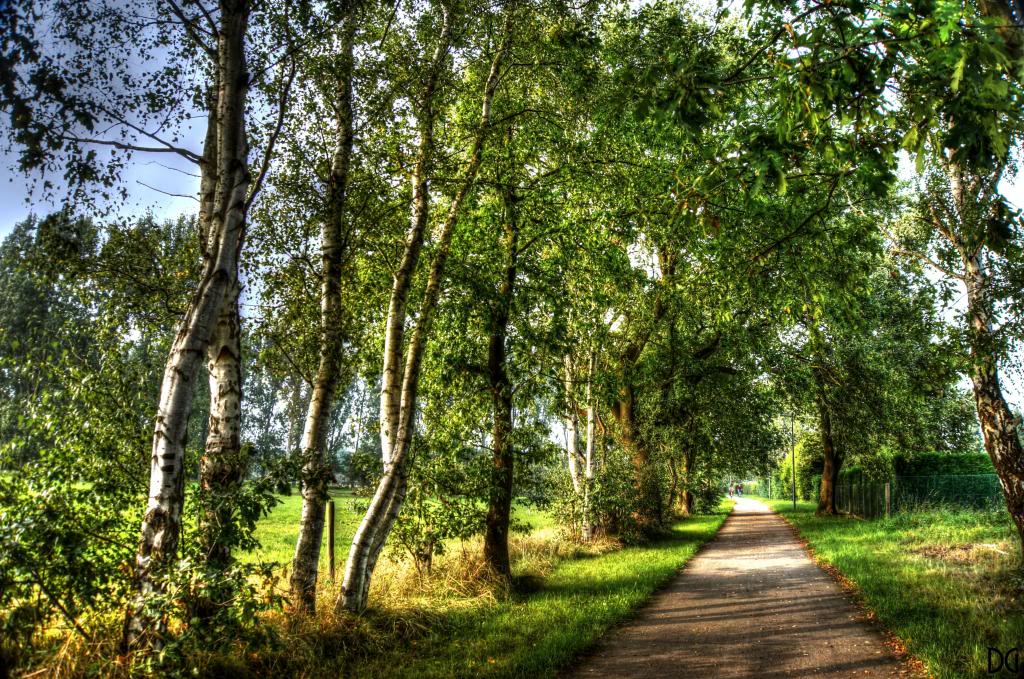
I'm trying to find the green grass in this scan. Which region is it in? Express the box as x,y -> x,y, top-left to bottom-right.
244,489 -> 557,574
221,497 -> 733,678
342,499 -> 733,678
244,488 -> 364,571
753,496 -> 1024,678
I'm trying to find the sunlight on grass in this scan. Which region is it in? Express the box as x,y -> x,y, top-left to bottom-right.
215,497 -> 734,678
245,489 -> 558,575
350,501 -> 733,678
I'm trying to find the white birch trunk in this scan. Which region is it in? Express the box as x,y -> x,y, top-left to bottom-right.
564,354 -> 584,493
198,280 -> 244,572
289,8 -> 357,614
582,349 -> 597,540
338,6 -> 513,612
124,0 -> 251,651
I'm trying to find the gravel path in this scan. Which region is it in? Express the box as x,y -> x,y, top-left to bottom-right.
567,497 -> 918,678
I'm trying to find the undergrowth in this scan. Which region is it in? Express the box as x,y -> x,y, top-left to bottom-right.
24,500 -> 731,678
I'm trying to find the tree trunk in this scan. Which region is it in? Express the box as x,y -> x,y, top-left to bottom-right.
667,457 -> 679,512
124,0 -> 250,652
607,250 -> 676,534
679,448 -> 695,517
963,251 -> 1024,560
564,354 -> 584,493
194,279 -> 245,619
290,8 -> 356,614
483,188 -> 518,577
582,350 -> 597,541
338,8 -> 512,613
612,379 -> 662,531
816,376 -> 840,516
337,8 -> 452,614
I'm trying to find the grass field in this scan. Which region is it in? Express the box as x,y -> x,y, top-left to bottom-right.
755,496 -> 1024,678
211,495 -> 734,678
244,488 -> 555,574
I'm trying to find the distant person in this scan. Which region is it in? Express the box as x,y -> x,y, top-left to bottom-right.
728,484 -> 734,498
736,483 -> 743,497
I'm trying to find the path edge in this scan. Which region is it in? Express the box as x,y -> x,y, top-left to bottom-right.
761,501 -> 930,678
554,503 -> 737,677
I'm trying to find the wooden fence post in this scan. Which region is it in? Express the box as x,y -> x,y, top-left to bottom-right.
884,481 -> 891,519
328,499 -> 336,582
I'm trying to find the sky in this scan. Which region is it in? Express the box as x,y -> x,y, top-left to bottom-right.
1,140 -> 201,235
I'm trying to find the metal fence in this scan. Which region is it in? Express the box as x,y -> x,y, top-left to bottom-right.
833,474 -> 1003,518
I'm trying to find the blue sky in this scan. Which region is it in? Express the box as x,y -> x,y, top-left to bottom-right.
1,143 -> 200,235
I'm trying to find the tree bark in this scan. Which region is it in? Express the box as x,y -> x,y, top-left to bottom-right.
124,0 -> 250,652
582,350 -> 597,541
564,354 -> 584,493
608,249 -> 676,532
338,6 -> 512,613
815,366 -> 840,515
290,7 -> 357,614
611,378 -> 663,530
963,251 -> 1024,559
483,187 -> 518,577
195,278 -> 245,608
929,159 -> 1024,561
679,448 -> 695,517
667,456 -> 679,512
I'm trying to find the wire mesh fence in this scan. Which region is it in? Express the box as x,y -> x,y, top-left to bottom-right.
834,474 -> 1003,518
752,473 -> 1005,518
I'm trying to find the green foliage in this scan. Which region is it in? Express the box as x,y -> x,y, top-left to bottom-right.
893,452 -> 996,476
689,479 -> 726,515
392,441 -> 491,574
0,215 -> 281,671
770,432 -> 823,501
841,451 -> 996,479
2,0 -> 1021,672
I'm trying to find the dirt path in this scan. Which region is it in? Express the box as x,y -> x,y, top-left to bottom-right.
567,497 -> 918,678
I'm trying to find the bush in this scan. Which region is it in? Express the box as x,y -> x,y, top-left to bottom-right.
893,452 -> 995,476
546,449 -> 685,543
691,479 -> 724,514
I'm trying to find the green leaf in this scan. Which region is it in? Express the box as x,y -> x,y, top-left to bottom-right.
901,126 -> 918,151
950,53 -> 966,93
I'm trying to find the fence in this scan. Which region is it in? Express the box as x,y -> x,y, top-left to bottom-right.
833,473 -> 1003,518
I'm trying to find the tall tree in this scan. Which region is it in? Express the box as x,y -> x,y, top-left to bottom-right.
123,2 -> 257,648
289,0 -> 360,614
338,0 -> 514,612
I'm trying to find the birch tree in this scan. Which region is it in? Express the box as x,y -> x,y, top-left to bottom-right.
289,0 -> 360,614
0,0 -> 258,648
124,1 -> 255,649
338,1 -> 515,612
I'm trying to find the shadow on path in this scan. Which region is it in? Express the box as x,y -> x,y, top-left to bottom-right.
565,498 -> 918,678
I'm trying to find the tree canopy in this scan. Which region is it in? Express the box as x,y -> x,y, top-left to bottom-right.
0,0 -> 1020,673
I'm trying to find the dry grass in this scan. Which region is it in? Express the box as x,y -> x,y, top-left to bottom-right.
910,541 -> 1010,564
15,500 -> 727,679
